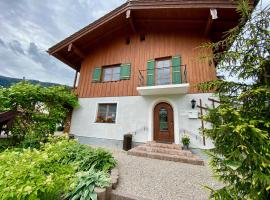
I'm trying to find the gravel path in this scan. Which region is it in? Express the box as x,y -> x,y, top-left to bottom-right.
111,149 -> 223,200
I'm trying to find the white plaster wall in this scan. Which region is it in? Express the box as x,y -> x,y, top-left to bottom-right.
70,93 -> 217,149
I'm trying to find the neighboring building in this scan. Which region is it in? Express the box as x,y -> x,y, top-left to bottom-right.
48,0 -> 257,149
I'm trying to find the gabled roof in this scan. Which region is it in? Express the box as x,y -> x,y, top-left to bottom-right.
48,0 -> 258,70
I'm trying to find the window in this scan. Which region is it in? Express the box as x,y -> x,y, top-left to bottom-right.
159,108 -> 168,131
156,59 -> 171,85
102,66 -> 120,82
146,56 -> 181,86
96,103 -> 117,123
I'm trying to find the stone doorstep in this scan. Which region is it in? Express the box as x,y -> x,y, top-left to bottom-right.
136,145 -> 193,157
127,149 -> 204,166
145,141 -> 181,150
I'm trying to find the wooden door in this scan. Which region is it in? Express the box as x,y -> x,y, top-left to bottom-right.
154,102 -> 174,143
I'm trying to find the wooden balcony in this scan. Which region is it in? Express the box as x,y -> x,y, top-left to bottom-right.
137,65 -> 189,95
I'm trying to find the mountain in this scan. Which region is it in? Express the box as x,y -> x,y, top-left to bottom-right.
0,75 -> 63,88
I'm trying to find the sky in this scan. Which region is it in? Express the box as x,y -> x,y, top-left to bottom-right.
0,0 -> 125,85
0,0 -> 269,86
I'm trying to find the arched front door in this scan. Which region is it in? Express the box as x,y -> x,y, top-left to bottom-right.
154,102 -> 174,143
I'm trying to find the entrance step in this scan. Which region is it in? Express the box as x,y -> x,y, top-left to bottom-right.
128,142 -> 204,166
145,141 -> 181,150
135,145 -> 192,157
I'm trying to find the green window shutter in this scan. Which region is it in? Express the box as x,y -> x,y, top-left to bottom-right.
92,67 -> 101,82
172,56 -> 182,84
147,59 -> 155,86
120,63 -> 131,80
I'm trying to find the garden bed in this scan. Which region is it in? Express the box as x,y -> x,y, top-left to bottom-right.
0,135 -> 117,200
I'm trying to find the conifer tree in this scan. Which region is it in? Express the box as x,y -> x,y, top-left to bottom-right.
200,1 -> 270,199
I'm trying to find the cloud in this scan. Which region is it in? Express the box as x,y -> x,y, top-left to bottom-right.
9,40 -> 25,55
1,0 -> 267,86
0,0 -> 125,85
0,38 -> 5,47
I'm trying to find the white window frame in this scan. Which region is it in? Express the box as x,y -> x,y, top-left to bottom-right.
94,102 -> 118,124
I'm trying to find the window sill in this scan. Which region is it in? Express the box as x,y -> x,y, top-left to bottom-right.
92,79 -> 129,83
94,121 -> 116,124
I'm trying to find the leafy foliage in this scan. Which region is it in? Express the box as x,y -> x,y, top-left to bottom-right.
65,168 -> 111,200
0,144 -> 75,199
0,136 -> 117,200
0,138 -> 14,152
0,81 -> 78,147
47,136 -> 117,172
199,2 -> 270,199
181,135 -> 190,146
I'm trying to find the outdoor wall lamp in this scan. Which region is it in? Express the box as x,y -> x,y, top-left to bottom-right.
191,99 -> 196,109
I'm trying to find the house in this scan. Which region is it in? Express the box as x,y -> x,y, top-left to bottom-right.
48,0 -> 257,149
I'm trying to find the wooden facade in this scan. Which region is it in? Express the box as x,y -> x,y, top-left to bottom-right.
48,0 -> 258,98
77,31 -> 215,97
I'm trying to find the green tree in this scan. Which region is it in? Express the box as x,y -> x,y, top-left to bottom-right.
199,1 -> 270,199
0,82 -> 78,147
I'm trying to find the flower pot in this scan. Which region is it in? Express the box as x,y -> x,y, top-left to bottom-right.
183,144 -> 189,150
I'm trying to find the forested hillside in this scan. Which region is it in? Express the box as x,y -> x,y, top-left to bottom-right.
0,75 -> 62,87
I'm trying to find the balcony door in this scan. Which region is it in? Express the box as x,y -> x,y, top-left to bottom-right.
154,102 -> 174,143
156,59 -> 171,85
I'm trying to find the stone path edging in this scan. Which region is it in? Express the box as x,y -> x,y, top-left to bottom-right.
94,166 -> 119,200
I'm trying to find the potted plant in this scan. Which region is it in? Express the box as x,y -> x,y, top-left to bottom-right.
181,135 -> 190,150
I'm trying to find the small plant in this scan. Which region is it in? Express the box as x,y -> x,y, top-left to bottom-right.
65,167 -> 111,200
181,135 -> 190,149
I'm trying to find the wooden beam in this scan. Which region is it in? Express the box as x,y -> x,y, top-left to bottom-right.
136,19 -> 206,24
73,70 -> 78,89
126,9 -> 131,18
204,16 -> 213,36
68,43 -> 72,51
208,98 -> 221,104
126,9 -> 137,34
197,105 -> 208,110
68,43 -> 86,59
54,53 -> 78,70
199,99 -> 206,146
204,9 -> 218,36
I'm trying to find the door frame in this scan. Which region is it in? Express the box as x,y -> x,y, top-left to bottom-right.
153,102 -> 174,143
148,98 -> 179,144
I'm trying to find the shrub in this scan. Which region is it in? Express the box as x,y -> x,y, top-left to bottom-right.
0,136 -> 117,200
0,148 -> 75,200
65,167 -> 111,200
0,138 -> 14,152
48,136 -> 117,172
78,148 -> 117,172
0,82 -> 79,147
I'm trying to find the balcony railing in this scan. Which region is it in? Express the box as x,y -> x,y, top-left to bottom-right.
138,65 -> 187,87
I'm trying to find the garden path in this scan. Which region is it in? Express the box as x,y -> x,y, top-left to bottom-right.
110,149 -> 223,200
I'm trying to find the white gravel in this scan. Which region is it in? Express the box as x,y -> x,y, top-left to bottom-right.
111,149 -> 223,200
